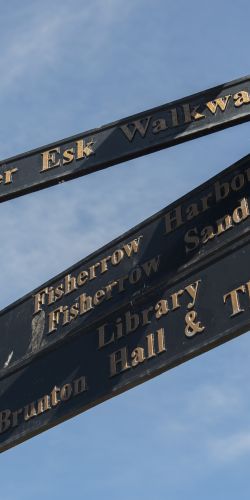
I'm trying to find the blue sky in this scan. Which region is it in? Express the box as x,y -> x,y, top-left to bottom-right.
1,0 -> 250,498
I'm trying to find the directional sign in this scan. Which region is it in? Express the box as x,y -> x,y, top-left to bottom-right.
0,76 -> 250,203
1,153 -> 250,451
1,153 -> 250,377
1,232 -> 250,452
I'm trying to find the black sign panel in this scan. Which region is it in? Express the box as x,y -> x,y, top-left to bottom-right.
0,76 -> 250,203
1,154 -> 250,450
1,234 -> 250,452
1,153 -> 250,378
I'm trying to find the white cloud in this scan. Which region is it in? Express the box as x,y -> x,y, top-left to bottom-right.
0,0 -> 135,95
209,431 -> 250,462
185,383 -> 243,423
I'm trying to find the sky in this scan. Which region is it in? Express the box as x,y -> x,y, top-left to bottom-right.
0,0 -> 250,498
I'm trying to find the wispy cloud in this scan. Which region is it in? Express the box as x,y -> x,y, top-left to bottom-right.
185,382 -> 244,423
209,431 -> 250,462
0,0 -> 134,95
0,15 -> 62,92
0,0 -> 139,158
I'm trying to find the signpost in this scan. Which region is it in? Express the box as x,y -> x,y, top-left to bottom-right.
0,231 -> 250,452
0,76 -> 250,203
1,152 -> 250,451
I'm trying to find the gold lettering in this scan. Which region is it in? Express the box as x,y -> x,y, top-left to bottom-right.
79,293 -> 93,315
62,148 -> 74,165
0,375 -> 88,433
93,289 -> 105,305
24,402 -> 37,421
125,311 -> 140,334
171,289 -> 184,310
37,395 -> 51,415
185,280 -> 201,309
110,347 -> 130,377
12,409 -> 23,428
223,285 -> 246,316
69,303 -> 79,321
155,300 -> 169,319
62,305 -> 69,325
215,179 -> 229,201
73,376 -> 87,395
65,274 -> 77,294
123,236 -> 142,257
141,256 -> 161,276
201,192 -> 213,212
157,328 -> 166,353
184,228 -> 199,253
115,317 -> 124,339
41,148 -> 60,171
98,323 -> 114,349
185,310 -> 205,338
34,288 -> 48,314
51,386 -> 61,407
105,281 -> 118,299
77,270 -> 88,286
186,203 -> 200,220
165,205 -> 183,233
47,286 -> 55,305
200,225 -> 215,244
52,284 -> 64,303
216,215 -> 232,235
232,198 -> 249,224
182,103 -> 192,123
120,117 -> 151,142
182,103 -> 205,122
0,410 -> 11,434
4,168 -> 18,184
152,118 -> 167,134
233,91 -> 250,107
116,274 -> 129,292
170,108 -> 179,127
142,306 -> 153,325
76,139 -> 94,159
146,333 -> 156,358
206,95 -> 231,114
131,347 -> 145,367
60,384 -> 73,401
231,174 -> 245,191
111,249 -> 124,265
89,262 -> 100,280
99,257 -> 111,274
129,267 -> 142,284
48,306 -> 63,333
